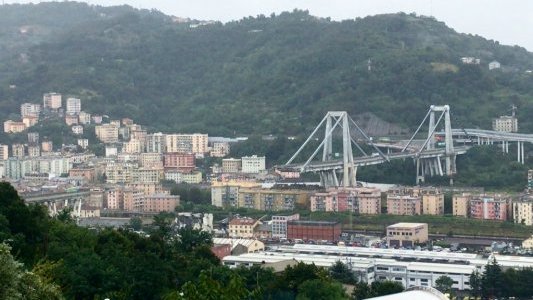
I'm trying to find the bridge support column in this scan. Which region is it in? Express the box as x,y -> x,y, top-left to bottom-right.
522,142 -> 525,164
477,137 -> 480,145
506,141 -> 509,153
518,141 -> 524,164
416,159 -> 425,184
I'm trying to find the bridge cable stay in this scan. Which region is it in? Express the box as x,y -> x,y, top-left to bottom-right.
300,114 -> 345,171
285,114 -> 329,165
401,107 -> 432,152
416,110 -> 446,156
347,116 -> 389,161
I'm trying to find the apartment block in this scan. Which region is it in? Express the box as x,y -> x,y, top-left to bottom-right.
139,153 -> 163,168
95,124 -> 119,143
143,194 -> 180,213
513,195 -> 533,225
469,194 -> 509,221
122,139 -> 143,153
72,125 -> 84,135
28,132 -> 39,144
387,195 -> 422,215
132,168 -> 164,184
211,180 -> 261,207
237,188 -> 310,211
492,116 -> 517,133
453,193 -> 471,217
145,132 -> 166,153
4,120 -> 26,133
210,142 -> 230,157
105,161 -> 137,184
229,217 -> 260,238
422,193 -> 444,215
28,146 -> 40,157
0,144 -> 8,160
241,155 -> 266,173
20,103 -> 41,117
310,188 -> 358,212
65,115 -> 78,126
163,152 -> 195,171
66,97 -> 81,114
357,187 -> 382,215
271,214 -> 300,239
12,144 -> 25,158
166,133 -> 208,154
222,158 -> 241,173
78,111 -> 91,125
41,141 -> 53,153
43,92 -> 62,109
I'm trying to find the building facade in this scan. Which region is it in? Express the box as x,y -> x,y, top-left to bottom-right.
387,195 -> 422,215
222,158 -> 242,173
241,155 -> 266,173
469,194 -> 509,221
43,92 -> 62,109
95,124 -> 119,143
271,214 -> 300,239
453,193 -> 471,217
386,223 -> 429,248
66,97 -> 81,114
287,220 -> 341,242
513,195 -> 533,226
492,116 -> 518,132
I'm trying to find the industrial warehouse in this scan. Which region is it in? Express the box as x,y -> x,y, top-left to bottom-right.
222,244 -> 533,291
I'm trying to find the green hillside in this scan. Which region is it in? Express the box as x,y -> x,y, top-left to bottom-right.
1,3 -> 533,136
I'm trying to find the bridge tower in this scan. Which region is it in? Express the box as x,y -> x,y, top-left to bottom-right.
285,111 -> 383,188
403,105 -> 456,183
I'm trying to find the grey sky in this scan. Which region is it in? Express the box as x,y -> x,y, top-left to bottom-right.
7,0 -> 533,51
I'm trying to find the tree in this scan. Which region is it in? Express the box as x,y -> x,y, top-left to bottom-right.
469,270 -> 482,298
435,275 -> 454,295
129,217 -> 143,231
482,257 -> 504,299
369,281 -> 404,297
296,279 -> 346,300
0,243 -> 63,300
329,260 -> 357,284
351,282 -> 371,300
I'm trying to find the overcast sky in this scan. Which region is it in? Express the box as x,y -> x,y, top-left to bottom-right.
6,0 -> 533,51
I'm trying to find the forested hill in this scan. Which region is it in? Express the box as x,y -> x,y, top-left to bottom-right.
1,2 -> 533,136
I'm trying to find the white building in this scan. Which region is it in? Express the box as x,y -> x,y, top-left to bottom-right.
78,111 -> 91,125
241,155 -> 266,173
489,61 -> 501,70
513,195 -> 533,226
20,103 -> 41,117
66,97 -> 81,114
145,132 -> 166,153
271,214 -> 300,238
77,139 -> 89,149
72,125 -> 84,135
0,144 -> 9,160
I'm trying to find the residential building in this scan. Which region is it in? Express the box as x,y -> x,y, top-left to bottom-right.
163,152 -> 195,171
469,194 -> 509,221
28,146 -> 40,157
529,169 -> 533,192
166,133 -> 208,154
179,171 -> 202,184
43,92 -> 62,109
92,115 -> 103,124
77,139 -> 89,149
78,111 -> 91,125
513,195 -> 533,226
492,115 -> 518,133
95,124 -> 119,143
122,139 -> 143,153
254,224 -> 272,239
4,120 -> 26,133
65,115 -> 78,126
386,223 -> 428,248
130,129 -> 147,144
222,158 -> 242,173
28,132 -> 39,144
387,195 -> 422,215
139,153 -> 163,168
71,125 -> 83,135
287,220 -> 341,242
41,141 -> 53,153
453,193 -> 471,217
228,217 -> 260,238
22,116 -> 39,128
121,118 -> 134,126
0,144 -> 8,160
69,166 -> 96,182
241,155 -> 266,173
238,188 -> 310,211
310,188 -> 358,212
211,180 -> 261,207
123,189 -> 145,211
132,167 -> 164,184
145,132 -> 166,153
105,161 -> 137,184
523,236 -> 533,249
271,214 -> 300,239
12,144 -> 25,158
488,60 -> 501,70
460,57 -> 480,64
210,142 -> 230,157
357,187 -> 382,215
66,97 -> 81,114
20,103 -> 41,117
422,192 -> 444,215
105,146 -> 118,157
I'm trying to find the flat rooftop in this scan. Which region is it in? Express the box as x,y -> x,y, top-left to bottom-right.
387,222 -> 427,229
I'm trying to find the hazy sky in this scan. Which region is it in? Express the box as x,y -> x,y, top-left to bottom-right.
6,0 -> 533,51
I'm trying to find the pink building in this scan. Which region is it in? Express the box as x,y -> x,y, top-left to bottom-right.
469,195 -> 509,221
357,187 -> 382,215
386,195 -> 422,215
163,152 -> 195,172
143,194 -> 180,213
310,188 -> 357,212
